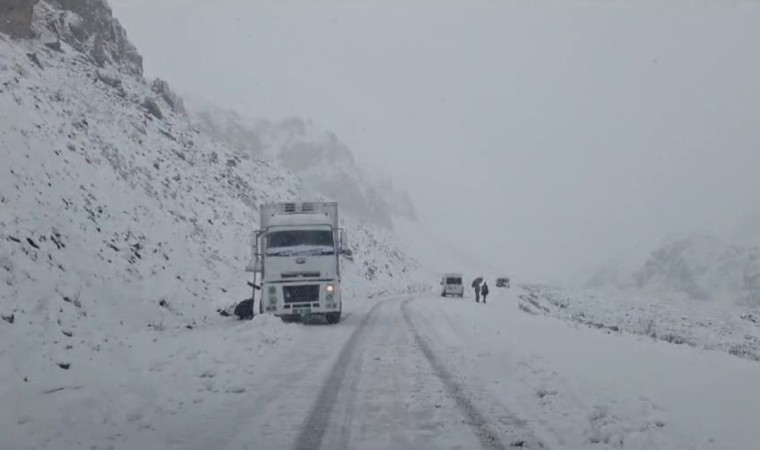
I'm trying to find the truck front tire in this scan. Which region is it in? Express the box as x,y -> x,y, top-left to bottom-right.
326,312 -> 341,324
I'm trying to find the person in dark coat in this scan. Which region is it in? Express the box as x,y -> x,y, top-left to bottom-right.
474,283 -> 481,303
481,282 -> 489,304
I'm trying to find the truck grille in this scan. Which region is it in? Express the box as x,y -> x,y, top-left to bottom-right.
281,272 -> 321,279
283,285 -> 320,304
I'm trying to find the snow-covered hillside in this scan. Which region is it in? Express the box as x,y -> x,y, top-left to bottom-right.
634,235 -> 760,304
193,107 -> 418,230
516,283 -> 760,362
585,235 -> 760,306
1,1 -> 428,437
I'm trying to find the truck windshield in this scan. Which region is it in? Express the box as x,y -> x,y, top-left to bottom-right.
266,229 -> 335,256
446,277 -> 462,285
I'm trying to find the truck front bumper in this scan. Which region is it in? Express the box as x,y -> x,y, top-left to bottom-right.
262,281 -> 341,316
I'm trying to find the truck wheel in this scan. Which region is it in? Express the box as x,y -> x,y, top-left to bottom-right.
326,312 -> 341,324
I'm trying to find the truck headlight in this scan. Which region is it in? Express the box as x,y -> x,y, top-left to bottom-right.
326,284 -> 335,293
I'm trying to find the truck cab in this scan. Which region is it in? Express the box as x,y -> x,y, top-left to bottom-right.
247,202 -> 346,324
441,273 -> 464,297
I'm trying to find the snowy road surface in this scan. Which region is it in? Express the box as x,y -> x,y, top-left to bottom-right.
6,288 -> 760,449
157,298 -> 541,450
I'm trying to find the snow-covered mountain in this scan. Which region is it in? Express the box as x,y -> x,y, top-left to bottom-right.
193,107 -> 418,229
634,235 -> 760,304
585,234 -> 760,305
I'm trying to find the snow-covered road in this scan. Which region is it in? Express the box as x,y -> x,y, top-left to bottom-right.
157,298 -> 541,450
7,288 -> 760,450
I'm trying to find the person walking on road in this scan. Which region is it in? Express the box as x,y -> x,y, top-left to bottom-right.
472,277 -> 484,303
481,282 -> 489,304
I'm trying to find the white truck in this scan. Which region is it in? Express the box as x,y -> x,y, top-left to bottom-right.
246,202 -> 348,324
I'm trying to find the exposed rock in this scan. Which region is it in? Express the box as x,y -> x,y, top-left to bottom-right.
44,39 -> 62,52
142,97 -> 163,120
151,78 -> 185,115
96,69 -> 121,88
37,0 -> 143,75
26,52 -> 43,69
0,0 -> 39,39
26,237 -> 40,249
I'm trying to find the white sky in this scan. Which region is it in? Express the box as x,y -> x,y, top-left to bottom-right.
111,0 -> 760,283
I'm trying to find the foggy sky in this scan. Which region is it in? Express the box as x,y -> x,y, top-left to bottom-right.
112,0 -> 760,283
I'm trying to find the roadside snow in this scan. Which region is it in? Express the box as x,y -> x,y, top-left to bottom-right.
407,289 -> 760,450
1,308 -> 347,450
517,284 -> 760,362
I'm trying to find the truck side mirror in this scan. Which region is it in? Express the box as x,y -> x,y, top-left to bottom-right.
337,229 -> 351,257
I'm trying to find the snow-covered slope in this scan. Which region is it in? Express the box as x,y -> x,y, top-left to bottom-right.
0,0 -> 426,430
634,235 -> 760,304
515,283 -> 760,362
585,235 -> 760,306
193,108 -> 418,229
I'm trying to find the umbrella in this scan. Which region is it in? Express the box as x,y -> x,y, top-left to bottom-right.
471,277 -> 483,288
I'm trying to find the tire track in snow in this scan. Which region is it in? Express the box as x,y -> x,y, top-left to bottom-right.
292,299 -> 388,450
296,296 -> 537,450
402,298 -> 510,450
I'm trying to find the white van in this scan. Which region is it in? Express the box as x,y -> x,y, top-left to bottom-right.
441,273 -> 464,297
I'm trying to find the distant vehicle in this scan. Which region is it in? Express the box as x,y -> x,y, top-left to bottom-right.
441,273 -> 464,297
496,277 -> 510,288
246,202 -> 350,324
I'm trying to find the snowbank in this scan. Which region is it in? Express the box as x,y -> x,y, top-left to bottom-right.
517,284 -> 760,362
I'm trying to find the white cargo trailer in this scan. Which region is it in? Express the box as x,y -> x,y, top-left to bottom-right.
247,202 -> 348,324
